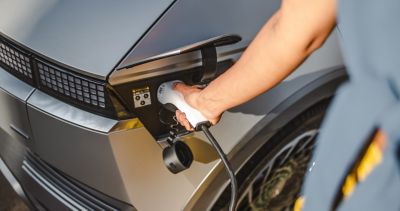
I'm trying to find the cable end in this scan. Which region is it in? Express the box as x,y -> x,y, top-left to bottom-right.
195,121 -> 212,131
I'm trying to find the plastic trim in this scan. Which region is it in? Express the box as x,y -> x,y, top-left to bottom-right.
0,157 -> 28,202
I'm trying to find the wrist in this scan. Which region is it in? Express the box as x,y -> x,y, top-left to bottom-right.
196,91 -> 224,120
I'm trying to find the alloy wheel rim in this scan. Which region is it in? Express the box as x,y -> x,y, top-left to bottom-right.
237,130 -> 319,211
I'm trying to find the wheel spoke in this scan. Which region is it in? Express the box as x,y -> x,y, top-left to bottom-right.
294,130 -> 318,154
262,162 -> 273,183
235,129 -> 319,210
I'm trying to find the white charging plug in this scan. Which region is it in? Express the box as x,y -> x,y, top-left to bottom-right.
157,80 -> 209,129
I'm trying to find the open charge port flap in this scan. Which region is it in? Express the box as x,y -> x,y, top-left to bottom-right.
109,34 -> 241,139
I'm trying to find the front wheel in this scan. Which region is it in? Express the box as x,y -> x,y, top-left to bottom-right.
212,100 -> 330,211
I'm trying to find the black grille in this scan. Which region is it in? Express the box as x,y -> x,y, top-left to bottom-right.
0,39 -> 34,84
0,34 -> 114,117
37,61 -> 107,108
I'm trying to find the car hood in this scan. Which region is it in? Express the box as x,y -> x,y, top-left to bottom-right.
0,0 -> 174,79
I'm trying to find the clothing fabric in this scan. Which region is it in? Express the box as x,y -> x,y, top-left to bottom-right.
301,0 -> 400,210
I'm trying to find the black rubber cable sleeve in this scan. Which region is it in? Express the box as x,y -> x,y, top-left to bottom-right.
200,124 -> 238,211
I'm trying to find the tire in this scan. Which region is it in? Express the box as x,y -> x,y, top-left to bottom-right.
212,99 -> 331,211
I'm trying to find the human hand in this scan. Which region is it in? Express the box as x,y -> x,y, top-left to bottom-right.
173,82 -> 222,131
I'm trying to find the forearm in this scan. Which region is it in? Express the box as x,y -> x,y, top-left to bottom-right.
197,0 -> 336,117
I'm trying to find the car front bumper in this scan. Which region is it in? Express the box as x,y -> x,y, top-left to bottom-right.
0,67 -> 219,211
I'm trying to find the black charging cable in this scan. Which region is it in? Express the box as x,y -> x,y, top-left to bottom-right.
200,124 -> 238,211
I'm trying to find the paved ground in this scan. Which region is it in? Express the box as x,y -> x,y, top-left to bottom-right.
0,172 -> 29,211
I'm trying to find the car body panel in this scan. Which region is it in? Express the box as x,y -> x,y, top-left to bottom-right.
117,0 -> 281,69
27,90 -> 118,133
26,100 -> 129,202
0,70 -> 33,147
0,69 -> 34,100
0,0 -> 175,79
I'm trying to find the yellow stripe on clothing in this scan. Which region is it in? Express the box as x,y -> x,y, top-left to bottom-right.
295,130 -> 386,211
294,196 -> 305,211
342,130 -> 386,199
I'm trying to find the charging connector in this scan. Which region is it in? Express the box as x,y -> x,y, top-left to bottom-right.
158,81 -> 238,211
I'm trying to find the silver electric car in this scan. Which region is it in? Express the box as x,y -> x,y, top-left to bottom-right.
0,1 -> 346,210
